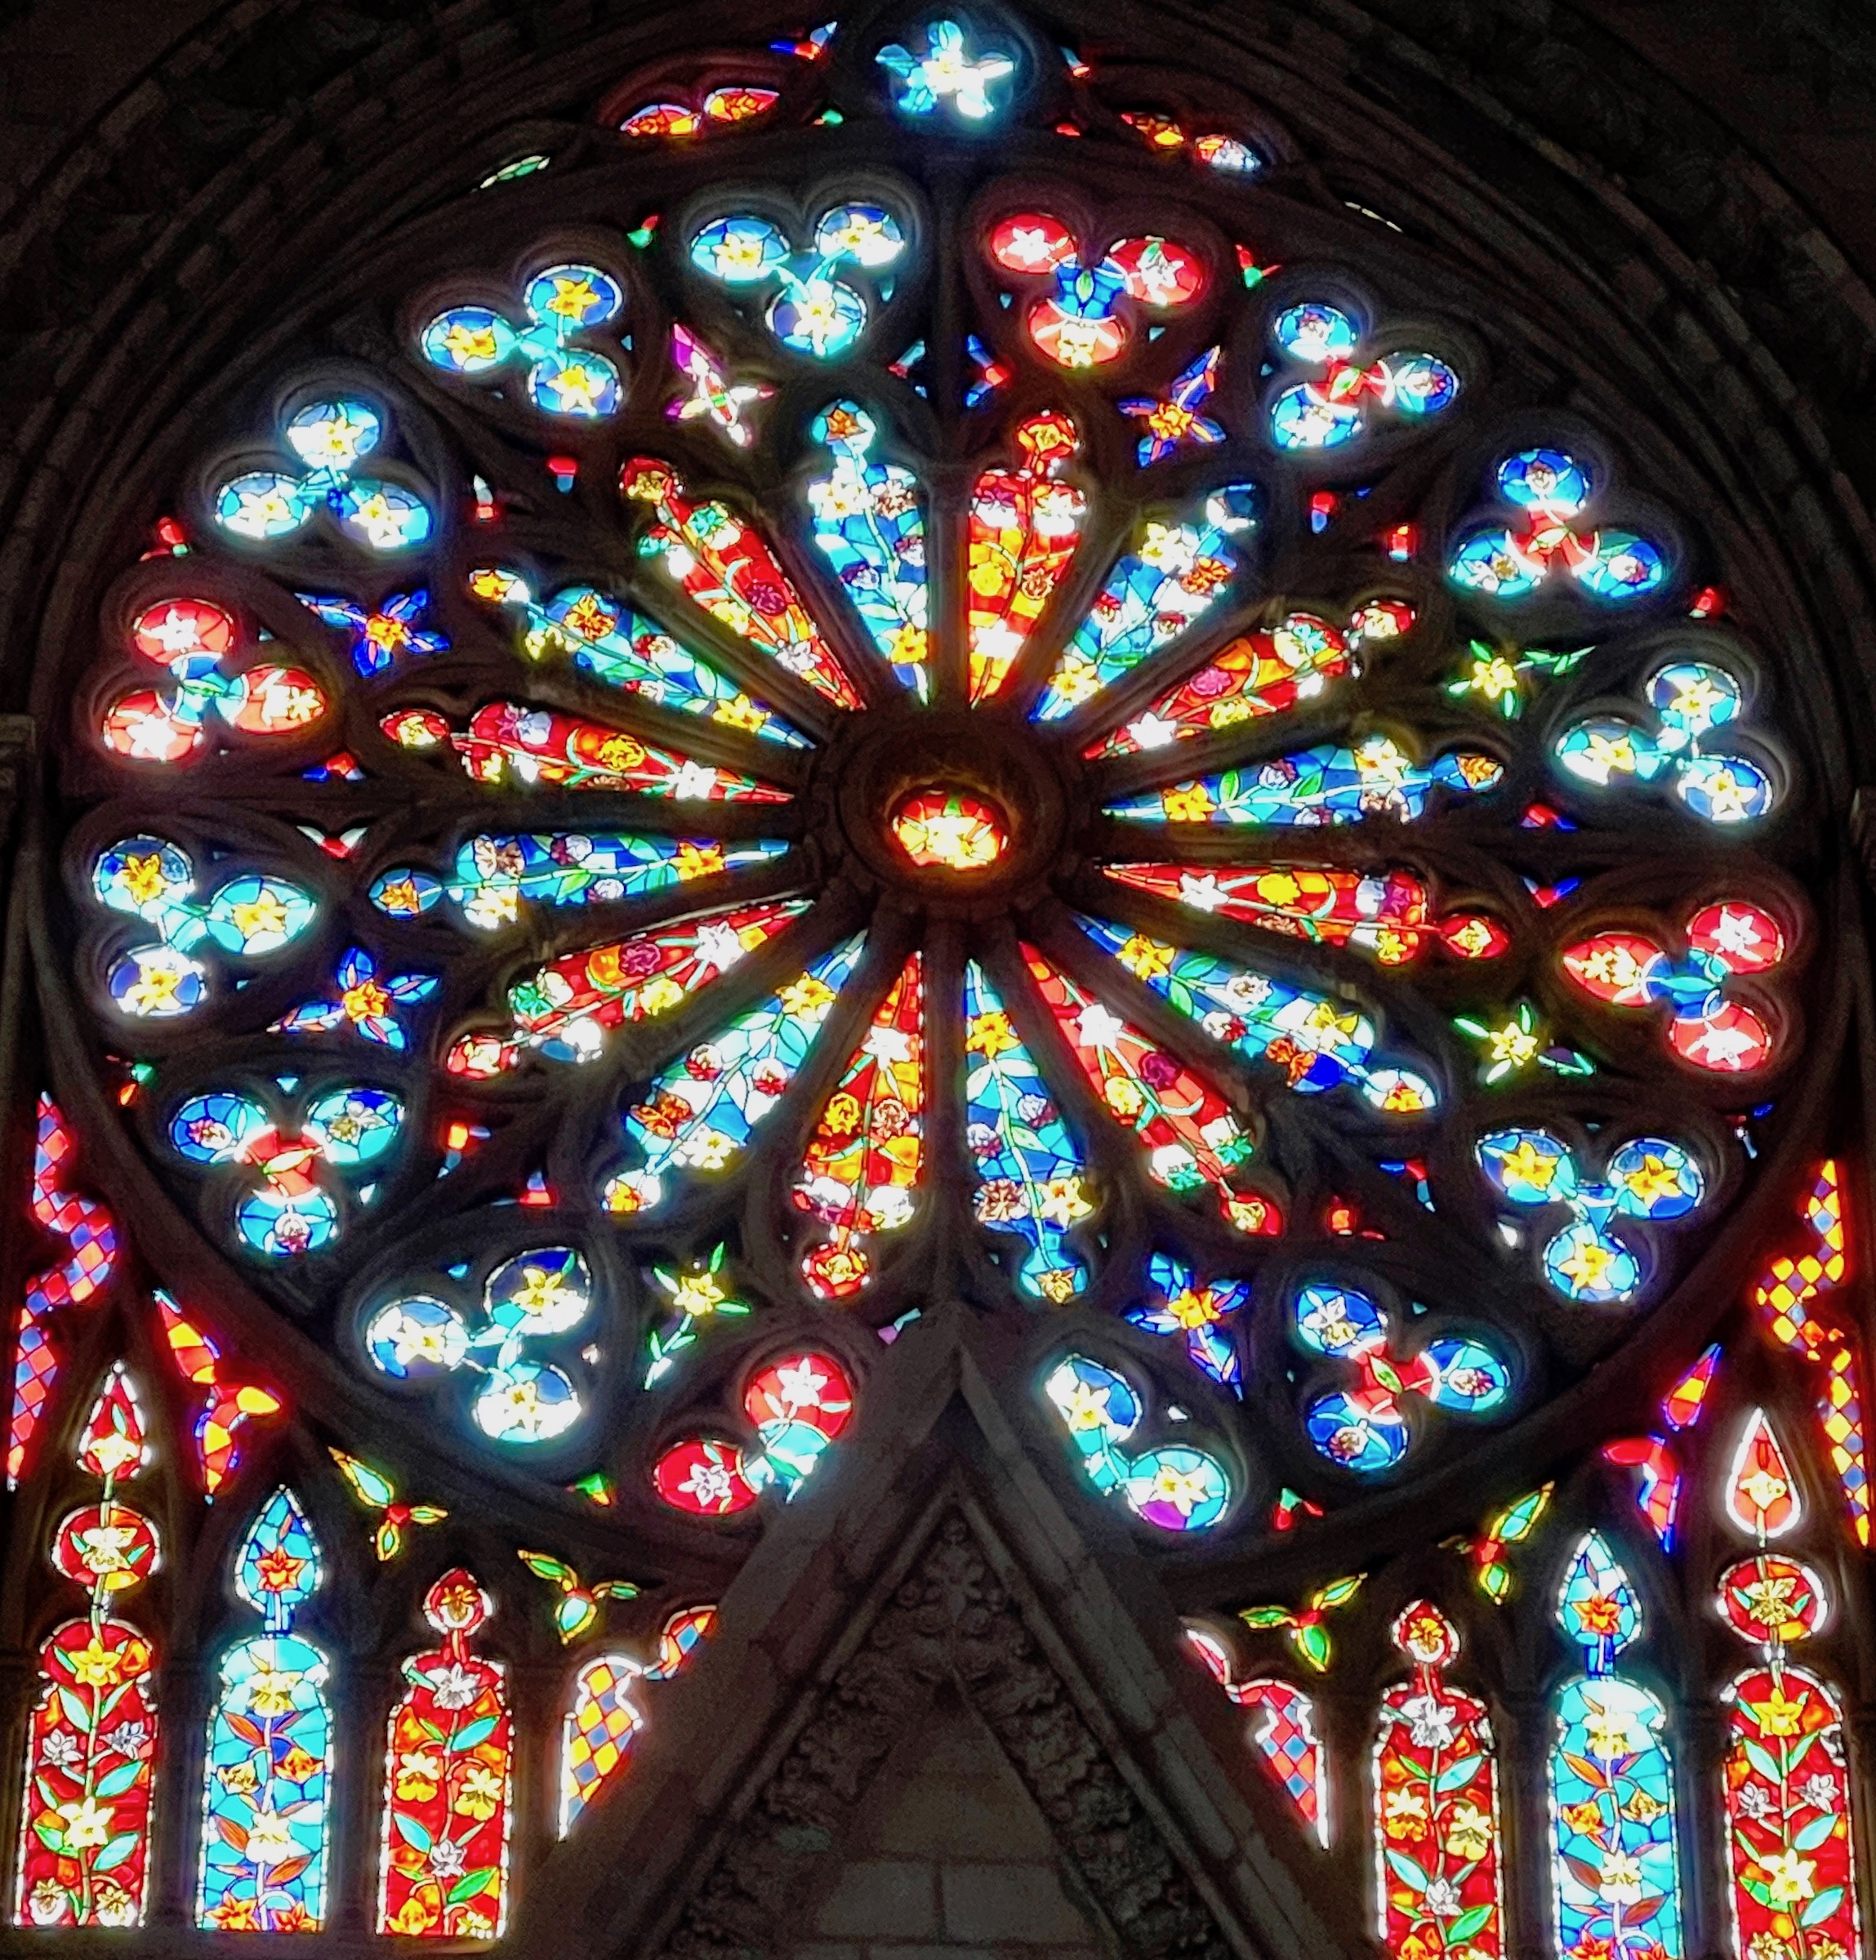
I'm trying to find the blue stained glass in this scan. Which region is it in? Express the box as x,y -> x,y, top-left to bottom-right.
805,401 -> 929,697
1292,1281 -> 1510,1472
1106,736 -> 1503,826
1032,485 -> 1258,720
1127,1253 -> 1247,1392
1554,659 -> 1775,824
198,1487 -> 332,1932
439,833 -> 791,931
421,265 -> 625,421
964,961 -> 1093,1303
526,348 -> 622,417
523,265 -> 624,330
1078,915 -> 1440,1112
1549,1533 -> 1683,1960
606,938 -> 867,1214
1477,1128 -> 1704,1304
472,568 -> 807,746
1042,1352 -> 1231,1530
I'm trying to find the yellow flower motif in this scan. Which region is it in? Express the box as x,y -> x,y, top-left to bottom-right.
228,889 -> 288,943
247,1669 -> 298,1717
1750,1685 -> 1807,1739
219,1760 -> 260,1794
1496,1138 -> 1560,1190
1036,1176 -> 1093,1227
778,975 -> 836,1017
1756,1848 -> 1816,1904
1115,934 -> 1172,982
395,1749 -> 443,1800
120,853 -> 172,904
65,1637 -> 126,1690
1557,1240 -> 1616,1291
966,1009 -> 1018,1058
452,1762 -> 505,1821
1443,1801 -> 1494,1860
671,1272 -> 727,1319
635,976 -> 684,1016
673,843 -> 727,880
1165,1286 -> 1221,1330
1383,1788 -> 1429,1839
56,1797 -> 114,1851
1162,783 -> 1214,822
1486,1019 -> 1540,1069
1596,1849 -> 1643,1904
1620,1153 -> 1687,1205
1738,1466 -> 1791,1517
539,274 -> 600,322
1582,1702 -> 1634,1761
1103,1076 -> 1147,1120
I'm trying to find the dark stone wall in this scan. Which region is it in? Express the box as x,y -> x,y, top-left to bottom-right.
4,0 -> 1874,274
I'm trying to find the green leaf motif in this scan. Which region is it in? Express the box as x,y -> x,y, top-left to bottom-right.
94,1758 -> 144,1798
91,1829 -> 140,1873
1793,1811 -> 1841,1851
56,1686 -> 93,1733
450,1715 -> 499,1752
1435,1755 -> 1483,1793
1291,1622 -> 1331,1672
1446,1903 -> 1495,1943
1800,1886 -> 1846,1929
446,1868 -> 498,1905
1742,1738 -> 1784,1786
1385,1848 -> 1431,1891
392,1810 -> 434,1851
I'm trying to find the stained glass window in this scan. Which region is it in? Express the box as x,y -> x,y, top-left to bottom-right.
2,2 -> 1866,1953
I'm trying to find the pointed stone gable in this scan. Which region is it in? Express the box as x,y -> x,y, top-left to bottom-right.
662,1512 -> 1233,1960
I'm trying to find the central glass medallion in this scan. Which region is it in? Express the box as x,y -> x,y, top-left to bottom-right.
890,789 -> 1009,871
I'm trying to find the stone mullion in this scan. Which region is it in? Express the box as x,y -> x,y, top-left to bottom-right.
1676,1695 -> 1728,1960
1494,1690 -> 1553,1960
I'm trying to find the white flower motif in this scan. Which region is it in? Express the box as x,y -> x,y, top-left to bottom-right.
427,1662 -> 481,1711
1400,1692 -> 1457,1751
427,1837 -> 468,1881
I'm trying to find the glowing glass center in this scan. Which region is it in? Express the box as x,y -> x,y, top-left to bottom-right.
892,789 -> 1009,872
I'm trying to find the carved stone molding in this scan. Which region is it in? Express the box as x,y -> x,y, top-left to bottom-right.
662,1508 -> 1230,1960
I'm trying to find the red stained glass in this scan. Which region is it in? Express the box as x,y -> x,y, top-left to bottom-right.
621,457 -> 863,710
15,1620 -> 159,1927
704,85 -> 778,122
155,1294 -> 283,1499
620,102 -> 701,137
446,701 -> 791,801
14,1365 -> 159,1928
794,956 -> 925,1296
891,791 -> 1007,871
1103,862 -> 1489,967
1021,944 -> 1277,1234
1726,1409 -> 1802,1541
1749,1164 -> 1869,1545
1090,610 -> 1361,759
653,1351 -> 854,1515
1374,1602 -> 1504,1958
377,1572 -> 511,1939
446,898 -> 809,1072
1722,1665 -> 1861,1960
966,410 -> 1085,703
9,1096 -> 119,1488
129,598 -> 234,662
